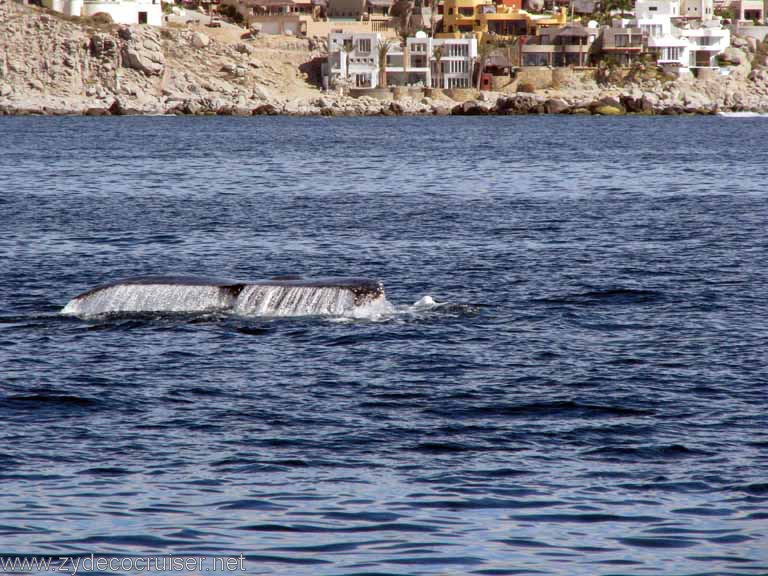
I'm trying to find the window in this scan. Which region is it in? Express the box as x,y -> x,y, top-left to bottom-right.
642,24 -> 662,36
357,39 -> 371,53
458,7 -> 474,16
649,6 -> 657,10
447,60 -> 468,73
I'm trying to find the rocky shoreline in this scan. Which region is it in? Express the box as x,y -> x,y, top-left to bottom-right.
2,0 -> 768,117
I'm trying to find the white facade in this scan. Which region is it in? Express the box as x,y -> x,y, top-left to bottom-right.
680,0 -> 714,19
43,0 -> 163,25
327,31 -> 477,90
631,0 -> 729,70
635,0 -> 680,20
680,21 -> 730,67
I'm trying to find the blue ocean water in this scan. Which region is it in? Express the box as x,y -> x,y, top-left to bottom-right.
1,115 -> 767,576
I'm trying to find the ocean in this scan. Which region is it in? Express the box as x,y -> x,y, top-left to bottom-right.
1,115 -> 767,575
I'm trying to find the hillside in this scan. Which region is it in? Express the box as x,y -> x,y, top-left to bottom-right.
0,0 -> 327,114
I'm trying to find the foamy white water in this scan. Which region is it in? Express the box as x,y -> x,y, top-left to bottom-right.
235,285 -> 358,317
61,284 -> 235,316
716,112 -> 768,118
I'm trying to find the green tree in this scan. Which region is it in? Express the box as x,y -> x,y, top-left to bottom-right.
340,40 -> 354,83
432,44 -> 443,89
475,39 -> 495,91
378,38 -> 396,87
602,0 -> 632,19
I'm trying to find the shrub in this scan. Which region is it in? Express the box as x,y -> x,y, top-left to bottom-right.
517,81 -> 536,93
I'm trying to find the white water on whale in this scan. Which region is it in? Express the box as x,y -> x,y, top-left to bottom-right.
235,284 -> 358,317
60,284 -> 235,316
61,283 -> 394,319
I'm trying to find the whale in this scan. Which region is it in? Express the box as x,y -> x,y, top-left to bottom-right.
61,275 -> 387,318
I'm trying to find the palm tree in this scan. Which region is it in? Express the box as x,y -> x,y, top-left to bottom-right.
432,44 -> 443,89
429,0 -> 438,37
475,39 -> 495,91
601,0 -> 632,20
377,38 -> 395,88
340,40 -> 354,84
391,0 -> 415,39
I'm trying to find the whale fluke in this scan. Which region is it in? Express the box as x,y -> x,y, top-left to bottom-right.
62,275 -> 386,318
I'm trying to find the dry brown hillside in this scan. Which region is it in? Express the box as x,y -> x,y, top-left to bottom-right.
0,0 -> 326,114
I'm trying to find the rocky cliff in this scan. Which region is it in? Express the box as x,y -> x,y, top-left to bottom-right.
0,0 -> 327,114
1,0 -> 768,116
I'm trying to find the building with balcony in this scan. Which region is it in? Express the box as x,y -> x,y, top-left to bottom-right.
633,0 -> 730,69
437,0 -> 567,40
43,0 -> 162,24
599,25 -> 644,65
219,0 -> 325,34
680,20 -> 730,66
520,23 -> 598,66
324,31 -> 477,89
732,0 -> 764,21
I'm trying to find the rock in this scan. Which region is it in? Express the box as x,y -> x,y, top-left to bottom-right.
450,100 -> 486,115
593,104 -> 624,115
252,85 -> 271,101
747,37 -> 758,53
85,106 -> 111,116
495,94 -> 538,114
544,98 -> 570,114
90,33 -> 117,58
252,103 -> 278,115
191,32 -> 210,49
721,47 -> 746,66
121,46 -> 164,76
732,36 -> 748,49
117,26 -> 133,41
234,43 -> 253,55
0,84 -> 11,97
389,101 -> 405,115
620,95 -> 643,113
641,93 -> 659,112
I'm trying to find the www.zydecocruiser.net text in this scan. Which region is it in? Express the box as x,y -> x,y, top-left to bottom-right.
1,554 -> 246,574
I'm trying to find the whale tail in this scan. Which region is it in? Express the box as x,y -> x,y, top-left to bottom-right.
61,275 -> 387,318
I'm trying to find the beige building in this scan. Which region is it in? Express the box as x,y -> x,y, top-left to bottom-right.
328,0 -> 365,17
521,23 -> 598,67
733,0 -> 764,20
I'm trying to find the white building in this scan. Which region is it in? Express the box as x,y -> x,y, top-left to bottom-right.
43,0 -> 163,26
679,20 -> 731,67
326,31 -> 477,90
680,0 -> 715,19
631,0 -> 729,71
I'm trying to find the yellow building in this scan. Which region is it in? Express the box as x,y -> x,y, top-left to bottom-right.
438,0 -> 567,41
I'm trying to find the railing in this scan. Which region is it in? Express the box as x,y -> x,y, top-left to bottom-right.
371,19 -> 391,32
